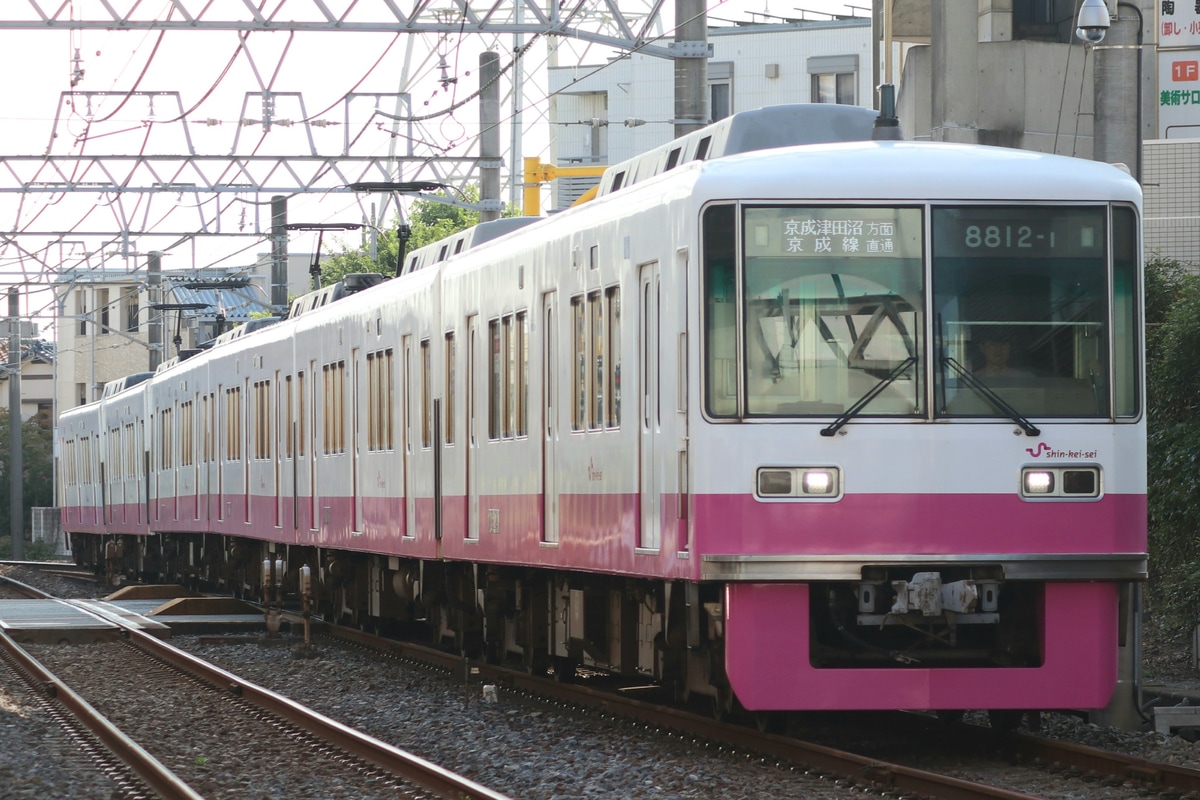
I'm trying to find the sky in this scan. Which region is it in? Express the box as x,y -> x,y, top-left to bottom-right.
0,0 -> 867,332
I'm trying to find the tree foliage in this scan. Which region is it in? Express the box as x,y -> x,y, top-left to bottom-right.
318,186 -> 518,286
1145,256 -> 1200,630
0,409 -> 54,539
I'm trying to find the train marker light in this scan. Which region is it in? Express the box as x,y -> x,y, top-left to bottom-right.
755,467 -> 841,499
1021,466 -> 1101,498
757,469 -> 792,496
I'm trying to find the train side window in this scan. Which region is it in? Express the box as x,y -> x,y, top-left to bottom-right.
589,291 -> 604,430
606,287 -> 621,427
284,376 -> 294,458
366,350 -> 396,452
421,339 -> 432,448
445,333 -> 456,444
225,387 -> 242,461
367,353 -> 380,451
253,380 -> 271,460
503,317 -> 514,438
666,148 -> 681,170
160,408 -> 170,469
515,312 -> 528,437
571,296 -> 586,431
296,376 -> 306,457
695,136 -> 712,162
1112,205 -> 1139,418
181,401 -> 194,467
701,204 -> 738,416
489,319 -> 502,440
611,171 -> 626,192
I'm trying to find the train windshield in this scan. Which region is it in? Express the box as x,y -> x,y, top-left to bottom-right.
702,203 -> 1139,421
932,206 -> 1119,419
705,204 -> 925,418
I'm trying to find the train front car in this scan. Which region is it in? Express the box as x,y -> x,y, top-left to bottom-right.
690,141 -> 1146,715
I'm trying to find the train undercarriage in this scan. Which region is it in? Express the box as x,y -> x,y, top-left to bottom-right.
72,531 -> 739,714
72,532 -> 1058,722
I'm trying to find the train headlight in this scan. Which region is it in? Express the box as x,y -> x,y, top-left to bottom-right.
1021,466 -> 1101,498
756,467 -> 841,500
802,469 -> 836,495
1023,470 -> 1054,495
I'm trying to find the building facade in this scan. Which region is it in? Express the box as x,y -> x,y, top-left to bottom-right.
54,252 -> 312,417
547,15 -> 874,209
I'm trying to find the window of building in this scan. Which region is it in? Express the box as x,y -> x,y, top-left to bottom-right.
709,62 -> 733,121
807,54 -> 858,105
97,288 -> 110,334
123,288 -> 139,333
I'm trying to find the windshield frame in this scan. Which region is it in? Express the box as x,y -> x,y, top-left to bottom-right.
699,200 -> 1140,425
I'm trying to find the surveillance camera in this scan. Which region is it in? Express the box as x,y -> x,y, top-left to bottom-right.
1075,0 -> 1111,44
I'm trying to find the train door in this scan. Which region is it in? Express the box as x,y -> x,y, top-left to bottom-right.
282,375 -> 296,532
275,372 -> 284,529
541,294 -> 559,543
312,362 -> 321,532
352,351 -> 362,532
639,263 -> 661,550
403,336 -> 416,539
465,317 -> 479,540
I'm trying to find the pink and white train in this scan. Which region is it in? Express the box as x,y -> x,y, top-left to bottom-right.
58,104 -> 1147,719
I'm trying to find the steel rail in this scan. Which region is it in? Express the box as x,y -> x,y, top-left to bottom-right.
73,604 -> 512,800
0,629 -> 206,800
310,620 -> 1044,800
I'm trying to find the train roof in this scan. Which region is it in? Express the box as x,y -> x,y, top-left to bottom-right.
594,104 -> 879,199
400,216 -> 542,276
689,140 -> 1143,205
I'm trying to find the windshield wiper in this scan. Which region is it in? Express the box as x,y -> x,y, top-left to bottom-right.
942,356 -> 1040,437
821,356 -> 917,437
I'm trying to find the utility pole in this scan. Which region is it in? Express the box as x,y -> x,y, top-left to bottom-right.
480,51 -> 502,223
1093,1 -> 1143,182
8,287 -> 22,560
271,196 -> 289,314
148,252 -> 162,372
673,0 -> 708,138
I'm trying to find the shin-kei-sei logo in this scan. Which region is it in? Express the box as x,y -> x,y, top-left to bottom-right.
1025,441 -> 1097,459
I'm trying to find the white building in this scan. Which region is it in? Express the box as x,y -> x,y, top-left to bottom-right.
547,15 -> 874,209
54,252 -> 312,416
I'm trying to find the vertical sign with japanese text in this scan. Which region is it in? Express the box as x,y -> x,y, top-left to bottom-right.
1159,1 -> 1200,136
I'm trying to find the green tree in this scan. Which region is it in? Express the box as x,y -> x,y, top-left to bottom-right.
319,186 -> 518,286
0,408 -> 55,545
1145,256 -> 1200,630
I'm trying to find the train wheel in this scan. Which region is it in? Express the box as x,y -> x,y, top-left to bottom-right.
753,711 -> 786,734
551,656 -> 577,683
987,709 -> 1024,732
712,685 -> 735,722
522,647 -> 550,677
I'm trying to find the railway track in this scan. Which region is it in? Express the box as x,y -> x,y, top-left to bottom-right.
5,564 -> 1197,800
308,619 -> 1200,800
0,573 -> 511,800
